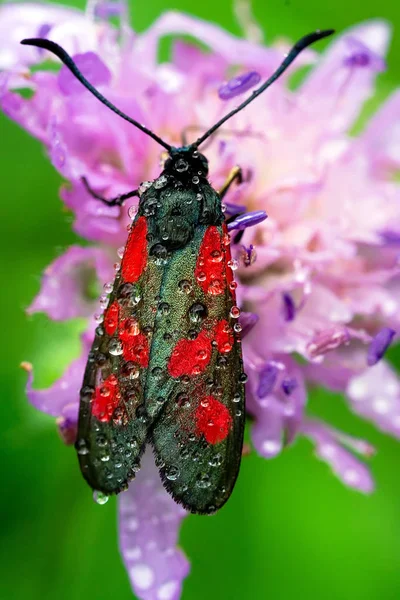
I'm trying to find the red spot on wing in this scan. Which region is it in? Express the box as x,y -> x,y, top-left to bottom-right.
121,216 -> 148,283
119,318 -> 149,367
215,319 -> 234,353
104,301 -> 120,335
168,330 -> 212,378
195,396 -> 232,444
92,374 -> 120,422
194,226 -> 226,296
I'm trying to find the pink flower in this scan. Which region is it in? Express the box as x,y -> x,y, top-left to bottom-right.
2,2 -> 400,598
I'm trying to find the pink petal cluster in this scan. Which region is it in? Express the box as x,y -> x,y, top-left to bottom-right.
2,2 -> 400,599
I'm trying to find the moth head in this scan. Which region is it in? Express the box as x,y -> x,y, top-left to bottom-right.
165,147 -> 209,178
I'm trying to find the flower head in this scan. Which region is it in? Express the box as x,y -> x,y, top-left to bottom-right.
2,2 -> 400,599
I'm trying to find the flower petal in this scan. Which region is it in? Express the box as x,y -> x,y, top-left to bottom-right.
135,11 -> 282,70
22,327 -> 93,417
301,21 -> 391,132
362,89 -> 400,171
347,361 -> 400,438
119,450 -> 189,600
247,357 -> 307,455
58,51 -> 112,96
28,246 -> 114,320
301,419 -> 374,493
0,3 -> 101,69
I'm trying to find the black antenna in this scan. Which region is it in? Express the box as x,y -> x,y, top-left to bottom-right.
192,29 -> 335,149
20,38 -> 172,152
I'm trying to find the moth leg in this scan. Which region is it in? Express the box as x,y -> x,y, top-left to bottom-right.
82,176 -> 139,207
218,166 -> 243,200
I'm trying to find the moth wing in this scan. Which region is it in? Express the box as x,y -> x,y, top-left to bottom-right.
77,215 -> 163,494
149,224 -> 245,514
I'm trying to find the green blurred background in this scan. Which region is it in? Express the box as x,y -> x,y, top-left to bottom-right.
1,0 -> 400,598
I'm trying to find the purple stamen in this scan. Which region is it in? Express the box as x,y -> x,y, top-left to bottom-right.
281,377 -> 298,396
227,210 -> 267,231
94,1 -> 124,19
379,229 -> 400,245
239,311 -> 259,338
345,52 -> 371,68
219,71 -> 261,100
367,327 -> 396,366
282,293 -> 296,322
343,37 -> 386,72
36,23 -> 52,56
224,201 -> 247,216
37,23 -> 52,39
240,244 -> 256,267
257,362 -> 279,399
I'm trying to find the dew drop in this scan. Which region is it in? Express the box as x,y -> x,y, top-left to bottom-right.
189,302 -> 208,324
176,392 -> 190,408
151,366 -> 163,379
93,490 -> 109,505
138,181 -> 152,195
209,453 -> 222,467
128,205 -> 137,219
208,279 -> 223,295
175,159 -> 188,172
192,175 -> 200,184
151,243 -> 168,264
117,246 -> 125,259
158,302 -> 170,316
210,249 -> 223,262
228,259 -> 239,271
94,313 -> 104,323
154,175 -> 168,189
166,465 -> 180,481
76,438 -> 89,455
234,322 -> 242,333
103,282 -> 113,294
233,392 -> 241,403
230,306 -> 241,319
99,294 -> 108,308
178,279 -> 193,294
109,340 -> 123,356
196,474 -> 211,489
113,262 -> 121,272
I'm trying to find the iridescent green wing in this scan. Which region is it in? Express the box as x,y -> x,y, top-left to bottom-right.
76,213 -> 162,494
149,223 -> 245,514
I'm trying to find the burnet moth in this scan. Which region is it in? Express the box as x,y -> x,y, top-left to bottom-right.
22,29 -> 334,514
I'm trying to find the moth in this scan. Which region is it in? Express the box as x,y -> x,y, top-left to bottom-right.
22,29 -> 334,514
